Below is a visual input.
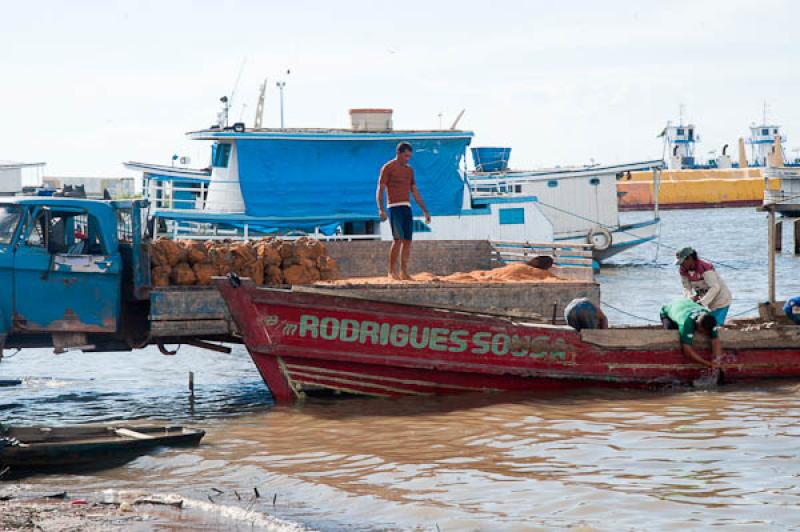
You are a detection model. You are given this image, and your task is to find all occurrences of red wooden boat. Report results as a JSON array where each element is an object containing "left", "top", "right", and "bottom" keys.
[{"left": 216, "top": 278, "right": 800, "bottom": 403}]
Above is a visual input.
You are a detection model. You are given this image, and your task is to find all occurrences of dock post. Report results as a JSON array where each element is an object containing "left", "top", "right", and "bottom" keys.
[
  {"left": 775, "top": 220, "right": 783, "bottom": 252},
  {"left": 188, "top": 371, "right": 195, "bottom": 399},
  {"left": 768, "top": 209, "right": 776, "bottom": 304},
  {"left": 794, "top": 219, "right": 800, "bottom": 255}
]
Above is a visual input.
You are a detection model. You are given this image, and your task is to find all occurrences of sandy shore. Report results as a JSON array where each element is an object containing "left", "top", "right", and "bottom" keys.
[
  {"left": 0, "top": 486, "right": 309, "bottom": 531},
  {"left": 0, "top": 497, "right": 173, "bottom": 531}
]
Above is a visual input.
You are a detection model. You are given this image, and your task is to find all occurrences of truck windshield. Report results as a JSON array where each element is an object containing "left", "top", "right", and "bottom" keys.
[{"left": 0, "top": 206, "right": 21, "bottom": 244}]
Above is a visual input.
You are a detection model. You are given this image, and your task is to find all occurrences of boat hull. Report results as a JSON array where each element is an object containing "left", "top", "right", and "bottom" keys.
[
  {"left": 0, "top": 425, "right": 205, "bottom": 475},
  {"left": 216, "top": 279, "right": 800, "bottom": 403},
  {"left": 618, "top": 168, "right": 779, "bottom": 210}
]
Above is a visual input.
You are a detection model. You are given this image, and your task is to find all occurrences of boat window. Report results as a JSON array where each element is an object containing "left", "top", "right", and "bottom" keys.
[
  {"left": 499, "top": 208, "right": 525, "bottom": 225},
  {"left": 212, "top": 143, "right": 232, "bottom": 168},
  {"left": 547, "top": 180, "right": 558, "bottom": 188},
  {"left": 762, "top": 128, "right": 769, "bottom": 136},
  {"left": 589, "top": 178, "right": 600, "bottom": 186},
  {"left": 677, "top": 128, "right": 684, "bottom": 136},
  {"left": 0, "top": 205, "right": 21, "bottom": 245}
]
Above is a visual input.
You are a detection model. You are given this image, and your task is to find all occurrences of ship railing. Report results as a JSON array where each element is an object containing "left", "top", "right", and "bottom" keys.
[
  {"left": 153, "top": 217, "right": 380, "bottom": 242},
  {"left": 490, "top": 240, "right": 595, "bottom": 282},
  {"left": 470, "top": 181, "right": 521, "bottom": 197},
  {"left": 143, "top": 179, "right": 209, "bottom": 211},
  {"left": 763, "top": 167, "right": 800, "bottom": 207}
]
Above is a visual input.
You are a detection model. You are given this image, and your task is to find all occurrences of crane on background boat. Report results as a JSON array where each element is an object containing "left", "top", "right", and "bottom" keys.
[{"left": 254, "top": 78, "right": 267, "bottom": 129}]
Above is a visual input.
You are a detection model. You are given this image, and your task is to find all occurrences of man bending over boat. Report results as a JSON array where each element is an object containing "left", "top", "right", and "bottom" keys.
[
  {"left": 564, "top": 298, "right": 608, "bottom": 331},
  {"left": 660, "top": 298, "right": 722, "bottom": 369},
  {"left": 675, "top": 246, "right": 732, "bottom": 325},
  {"left": 377, "top": 142, "right": 431, "bottom": 281}
]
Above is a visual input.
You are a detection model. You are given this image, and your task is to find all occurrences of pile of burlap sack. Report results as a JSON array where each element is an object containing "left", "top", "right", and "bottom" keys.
[{"left": 149, "top": 236, "right": 339, "bottom": 287}]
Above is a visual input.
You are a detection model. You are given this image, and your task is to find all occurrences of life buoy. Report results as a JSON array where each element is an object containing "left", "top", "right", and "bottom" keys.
[{"left": 587, "top": 226, "right": 612, "bottom": 251}]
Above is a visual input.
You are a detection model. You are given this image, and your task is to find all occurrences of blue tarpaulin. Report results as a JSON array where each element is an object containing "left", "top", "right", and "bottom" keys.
[
  {"left": 152, "top": 209, "right": 368, "bottom": 236},
  {"left": 236, "top": 135, "right": 471, "bottom": 219}
]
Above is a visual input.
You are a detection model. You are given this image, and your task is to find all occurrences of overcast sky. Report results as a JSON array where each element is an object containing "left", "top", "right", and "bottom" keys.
[{"left": 2, "top": 0, "right": 799, "bottom": 176}]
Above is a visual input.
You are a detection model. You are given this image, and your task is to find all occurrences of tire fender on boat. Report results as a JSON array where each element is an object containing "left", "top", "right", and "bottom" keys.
[{"left": 587, "top": 226, "right": 612, "bottom": 251}]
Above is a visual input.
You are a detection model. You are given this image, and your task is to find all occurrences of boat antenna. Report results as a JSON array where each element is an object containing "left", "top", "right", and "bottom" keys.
[
  {"left": 215, "top": 57, "right": 247, "bottom": 128},
  {"left": 218, "top": 96, "right": 230, "bottom": 128},
  {"left": 228, "top": 57, "right": 248, "bottom": 117},
  {"left": 276, "top": 69, "right": 291, "bottom": 128},
  {"left": 254, "top": 78, "right": 268, "bottom": 129},
  {"left": 450, "top": 108, "right": 466, "bottom": 130}
]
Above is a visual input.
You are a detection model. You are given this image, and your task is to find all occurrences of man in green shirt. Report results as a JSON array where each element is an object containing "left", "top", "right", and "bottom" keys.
[{"left": 660, "top": 298, "right": 721, "bottom": 368}]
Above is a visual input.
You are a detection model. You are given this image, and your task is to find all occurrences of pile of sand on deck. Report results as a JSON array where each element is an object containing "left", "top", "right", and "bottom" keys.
[{"left": 320, "top": 262, "right": 564, "bottom": 286}]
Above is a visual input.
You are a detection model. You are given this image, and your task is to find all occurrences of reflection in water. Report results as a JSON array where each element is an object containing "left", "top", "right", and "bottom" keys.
[{"left": 4, "top": 208, "right": 800, "bottom": 529}]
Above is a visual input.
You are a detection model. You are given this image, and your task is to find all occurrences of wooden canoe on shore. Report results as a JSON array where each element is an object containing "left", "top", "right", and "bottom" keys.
[
  {"left": 216, "top": 278, "right": 800, "bottom": 403},
  {"left": 0, "top": 425, "right": 205, "bottom": 475}
]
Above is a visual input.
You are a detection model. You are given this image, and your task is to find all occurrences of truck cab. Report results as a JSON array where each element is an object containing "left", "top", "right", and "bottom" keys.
[{"left": 0, "top": 197, "right": 151, "bottom": 352}]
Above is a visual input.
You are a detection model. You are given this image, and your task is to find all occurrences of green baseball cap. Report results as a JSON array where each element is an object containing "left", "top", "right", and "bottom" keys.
[{"left": 675, "top": 246, "right": 695, "bottom": 264}]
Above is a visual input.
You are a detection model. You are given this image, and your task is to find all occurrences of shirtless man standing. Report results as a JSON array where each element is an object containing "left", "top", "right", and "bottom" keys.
[{"left": 376, "top": 142, "right": 431, "bottom": 280}]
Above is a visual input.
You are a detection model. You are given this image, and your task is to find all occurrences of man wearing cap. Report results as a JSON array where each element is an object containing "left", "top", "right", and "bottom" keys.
[{"left": 675, "top": 247, "right": 732, "bottom": 325}]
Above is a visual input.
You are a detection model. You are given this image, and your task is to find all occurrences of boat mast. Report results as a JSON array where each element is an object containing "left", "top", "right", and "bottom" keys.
[
  {"left": 276, "top": 70, "right": 290, "bottom": 128},
  {"left": 254, "top": 78, "right": 267, "bottom": 129}
]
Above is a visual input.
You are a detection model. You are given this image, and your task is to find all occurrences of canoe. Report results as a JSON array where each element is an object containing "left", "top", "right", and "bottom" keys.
[
  {"left": 216, "top": 278, "right": 800, "bottom": 403},
  {"left": 0, "top": 425, "right": 205, "bottom": 475}
]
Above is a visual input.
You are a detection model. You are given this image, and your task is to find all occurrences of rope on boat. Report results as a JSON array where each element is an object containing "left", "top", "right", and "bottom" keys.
[
  {"left": 602, "top": 302, "right": 762, "bottom": 325},
  {"left": 600, "top": 302, "right": 660, "bottom": 324},
  {"left": 729, "top": 306, "right": 760, "bottom": 318}
]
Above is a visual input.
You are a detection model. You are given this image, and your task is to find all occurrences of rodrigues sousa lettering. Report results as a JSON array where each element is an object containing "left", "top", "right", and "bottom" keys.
[{"left": 293, "top": 314, "right": 568, "bottom": 360}]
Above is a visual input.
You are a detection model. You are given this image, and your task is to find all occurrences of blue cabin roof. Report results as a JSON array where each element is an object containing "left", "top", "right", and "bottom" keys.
[{"left": 187, "top": 128, "right": 475, "bottom": 221}]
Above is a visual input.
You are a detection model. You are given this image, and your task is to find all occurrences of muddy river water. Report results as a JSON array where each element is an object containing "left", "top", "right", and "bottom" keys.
[{"left": 3, "top": 207, "right": 800, "bottom": 530}]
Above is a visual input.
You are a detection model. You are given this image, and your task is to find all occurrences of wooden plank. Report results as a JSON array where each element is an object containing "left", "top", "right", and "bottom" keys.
[
  {"left": 292, "top": 286, "right": 548, "bottom": 321},
  {"left": 115, "top": 428, "right": 155, "bottom": 440},
  {"left": 493, "top": 251, "right": 592, "bottom": 264},
  {"left": 491, "top": 240, "right": 594, "bottom": 248},
  {"left": 492, "top": 245, "right": 593, "bottom": 256},
  {"left": 581, "top": 329, "right": 678, "bottom": 349},
  {"left": 149, "top": 319, "right": 232, "bottom": 337},
  {"left": 149, "top": 287, "right": 229, "bottom": 321},
  {"left": 582, "top": 325, "right": 800, "bottom": 350}
]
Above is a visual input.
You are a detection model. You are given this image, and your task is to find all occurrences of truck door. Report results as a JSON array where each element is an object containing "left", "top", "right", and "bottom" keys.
[
  {"left": 0, "top": 205, "right": 23, "bottom": 337},
  {"left": 13, "top": 207, "right": 122, "bottom": 333}
]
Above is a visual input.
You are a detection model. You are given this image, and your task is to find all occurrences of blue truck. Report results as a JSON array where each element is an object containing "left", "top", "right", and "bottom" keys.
[{"left": 0, "top": 197, "right": 235, "bottom": 355}]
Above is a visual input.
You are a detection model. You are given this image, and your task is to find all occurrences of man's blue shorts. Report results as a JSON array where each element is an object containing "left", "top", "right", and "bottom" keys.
[
  {"left": 389, "top": 205, "right": 413, "bottom": 241},
  {"left": 711, "top": 306, "right": 729, "bottom": 326}
]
